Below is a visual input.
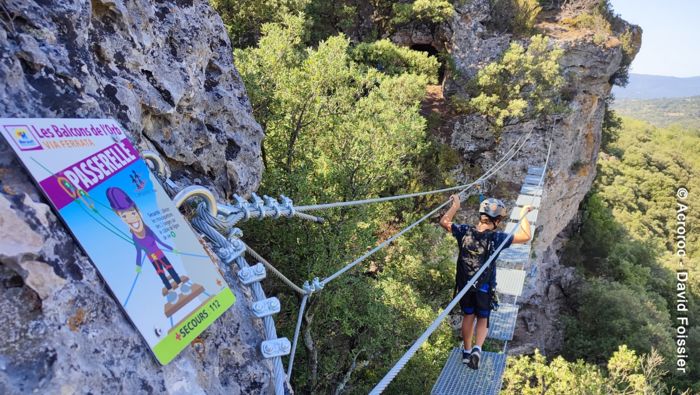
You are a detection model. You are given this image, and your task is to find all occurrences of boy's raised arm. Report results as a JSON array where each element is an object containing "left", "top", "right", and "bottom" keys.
[
  {"left": 440, "top": 194, "right": 461, "bottom": 232},
  {"left": 512, "top": 205, "right": 533, "bottom": 244}
]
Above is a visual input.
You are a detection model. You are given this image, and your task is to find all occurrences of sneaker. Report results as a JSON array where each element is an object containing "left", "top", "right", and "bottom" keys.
[
  {"left": 467, "top": 347, "right": 481, "bottom": 370},
  {"left": 462, "top": 349, "right": 471, "bottom": 364}
]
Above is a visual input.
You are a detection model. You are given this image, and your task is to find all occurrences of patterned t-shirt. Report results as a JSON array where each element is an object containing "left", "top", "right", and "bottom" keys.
[{"left": 451, "top": 223, "right": 513, "bottom": 291}]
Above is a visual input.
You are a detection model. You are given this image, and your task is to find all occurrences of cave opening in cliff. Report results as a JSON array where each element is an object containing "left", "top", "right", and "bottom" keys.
[{"left": 410, "top": 44, "right": 445, "bottom": 84}]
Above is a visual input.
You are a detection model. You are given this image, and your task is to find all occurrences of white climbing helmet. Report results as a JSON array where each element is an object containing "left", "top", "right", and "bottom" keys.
[{"left": 479, "top": 198, "right": 507, "bottom": 219}]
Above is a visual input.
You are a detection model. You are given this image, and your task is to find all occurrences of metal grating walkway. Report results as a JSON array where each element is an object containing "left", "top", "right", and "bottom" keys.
[
  {"left": 496, "top": 268, "right": 526, "bottom": 296},
  {"left": 524, "top": 175, "right": 541, "bottom": 185},
  {"left": 497, "top": 244, "right": 530, "bottom": 268},
  {"left": 487, "top": 303, "right": 518, "bottom": 341},
  {"left": 431, "top": 349, "right": 507, "bottom": 395},
  {"left": 527, "top": 166, "right": 544, "bottom": 177},
  {"left": 516, "top": 195, "right": 541, "bottom": 207},
  {"left": 509, "top": 208, "right": 538, "bottom": 224},
  {"left": 520, "top": 184, "right": 543, "bottom": 196}
]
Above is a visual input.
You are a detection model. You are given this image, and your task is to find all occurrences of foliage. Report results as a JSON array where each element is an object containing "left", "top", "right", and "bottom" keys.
[
  {"left": 488, "top": 0, "right": 542, "bottom": 35},
  {"left": 561, "top": 11, "right": 612, "bottom": 35},
  {"left": 612, "top": 96, "right": 700, "bottom": 130},
  {"left": 213, "top": 0, "right": 455, "bottom": 47},
  {"left": 468, "top": 35, "right": 564, "bottom": 132},
  {"left": 234, "top": 14, "right": 462, "bottom": 394},
  {"left": 562, "top": 277, "right": 674, "bottom": 365},
  {"left": 562, "top": 115, "right": 700, "bottom": 391},
  {"left": 558, "top": 0, "right": 613, "bottom": 47},
  {"left": 612, "top": 27, "right": 637, "bottom": 86},
  {"left": 602, "top": 96, "right": 622, "bottom": 150},
  {"left": 391, "top": 0, "right": 455, "bottom": 26},
  {"left": 305, "top": 0, "right": 453, "bottom": 44},
  {"left": 502, "top": 346, "right": 668, "bottom": 394},
  {"left": 210, "top": 0, "right": 308, "bottom": 48},
  {"left": 303, "top": 0, "right": 362, "bottom": 44},
  {"left": 350, "top": 39, "right": 441, "bottom": 84}
]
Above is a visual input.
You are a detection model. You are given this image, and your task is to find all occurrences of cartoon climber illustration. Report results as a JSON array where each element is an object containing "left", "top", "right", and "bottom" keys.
[{"left": 106, "top": 187, "right": 190, "bottom": 303}]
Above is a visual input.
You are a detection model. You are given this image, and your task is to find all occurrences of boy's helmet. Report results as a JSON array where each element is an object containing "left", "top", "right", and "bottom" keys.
[{"left": 479, "top": 198, "right": 506, "bottom": 219}]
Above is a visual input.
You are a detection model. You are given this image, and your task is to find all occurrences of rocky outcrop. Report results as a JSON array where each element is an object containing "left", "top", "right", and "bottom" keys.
[
  {"left": 0, "top": 0, "right": 263, "bottom": 196},
  {"left": 0, "top": 0, "right": 273, "bottom": 393},
  {"left": 433, "top": 0, "right": 641, "bottom": 355}
]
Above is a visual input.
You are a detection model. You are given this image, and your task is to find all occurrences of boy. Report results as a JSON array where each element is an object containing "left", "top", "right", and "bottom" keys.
[{"left": 439, "top": 194, "right": 533, "bottom": 369}]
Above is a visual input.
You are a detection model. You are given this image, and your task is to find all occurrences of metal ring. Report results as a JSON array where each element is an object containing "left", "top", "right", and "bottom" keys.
[
  {"left": 173, "top": 185, "right": 218, "bottom": 217},
  {"left": 141, "top": 150, "right": 171, "bottom": 179}
]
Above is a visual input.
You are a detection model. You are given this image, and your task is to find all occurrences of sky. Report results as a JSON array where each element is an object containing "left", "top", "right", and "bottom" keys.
[{"left": 610, "top": 0, "right": 700, "bottom": 78}]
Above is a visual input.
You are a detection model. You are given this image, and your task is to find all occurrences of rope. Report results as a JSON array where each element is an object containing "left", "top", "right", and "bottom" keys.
[
  {"left": 244, "top": 243, "right": 306, "bottom": 295},
  {"left": 319, "top": 127, "right": 535, "bottom": 288},
  {"left": 294, "top": 128, "right": 534, "bottom": 213},
  {"left": 320, "top": 195, "right": 468, "bottom": 286},
  {"left": 191, "top": 208, "right": 287, "bottom": 394},
  {"left": 369, "top": 211, "right": 532, "bottom": 394},
  {"left": 123, "top": 272, "right": 141, "bottom": 307},
  {"left": 287, "top": 294, "right": 309, "bottom": 380}
]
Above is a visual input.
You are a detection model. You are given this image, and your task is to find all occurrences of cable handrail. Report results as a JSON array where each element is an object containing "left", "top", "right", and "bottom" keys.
[
  {"left": 294, "top": 128, "right": 535, "bottom": 213},
  {"left": 318, "top": 127, "right": 535, "bottom": 288}
]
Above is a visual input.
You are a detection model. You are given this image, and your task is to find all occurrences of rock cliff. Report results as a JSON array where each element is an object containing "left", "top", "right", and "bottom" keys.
[{"left": 0, "top": 0, "right": 272, "bottom": 393}]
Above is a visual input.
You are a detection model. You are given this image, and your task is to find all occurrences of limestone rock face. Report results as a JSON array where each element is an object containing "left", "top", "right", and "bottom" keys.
[
  {"left": 438, "top": 0, "right": 641, "bottom": 355},
  {"left": 0, "top": 0, "right": 273, "bottom": 393},
  {"left": 0, "top": 0, "right": 263, "bottom": 196}
]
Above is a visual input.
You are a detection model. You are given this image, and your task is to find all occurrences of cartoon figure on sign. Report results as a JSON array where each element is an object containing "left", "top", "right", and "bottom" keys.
[{"left": 106, "top": 187, "right": 204, "bottom": 317}]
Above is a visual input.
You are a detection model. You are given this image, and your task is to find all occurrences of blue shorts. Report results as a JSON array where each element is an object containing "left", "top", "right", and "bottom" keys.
[{"left": 460, "top": 283, "right": 491, "bottom": 318}]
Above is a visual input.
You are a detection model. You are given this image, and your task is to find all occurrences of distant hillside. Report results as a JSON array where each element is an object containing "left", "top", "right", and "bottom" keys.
[
  {"left": 612, "top": 96, "right": 700, "bottom": 129},
  {"left": 612, "top": 74, "right": 700, "bottom": 99}
]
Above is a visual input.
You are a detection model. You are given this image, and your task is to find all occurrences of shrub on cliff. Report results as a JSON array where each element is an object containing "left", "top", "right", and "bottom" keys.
[
  {"left": 488, "top": 0, "right": 541, "bottom": 36},
  {"left": 391, "top": 0, "right": 455, "bottom": 26},
  {"left": 467, "top": 35, "right": 565, "bottom": 133}
]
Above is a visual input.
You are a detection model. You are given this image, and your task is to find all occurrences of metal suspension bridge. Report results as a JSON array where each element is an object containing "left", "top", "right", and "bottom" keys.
[{"left": 151, "top": 125, "right": 552, "bottom": 395}]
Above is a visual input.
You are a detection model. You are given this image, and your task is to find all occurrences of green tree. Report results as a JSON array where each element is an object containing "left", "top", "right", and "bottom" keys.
[
  {"left": 210, "top": 0, "right": 308, "bottom": 48},
  {"left": 304, "top": 0, "right": 454, "bottom": 43},
  {"left": 502, "top": 346, "right": 668, "bottom": 394},
  {"left": 562, "top": 278, "right": 674, "bottom": 366},
  {"left": 562, "top": 115, "right": 700, "bottom": 391},
  {"left": 468, "top": 35, "right": 565, "bottom": 132},
  {"left": 235, "top": 14, "right": 459, "bottom": 393},
  {"left": 392, "top": 0, "right": 455, "bottom": 26},
  {"left": 602, "top": 96, "right": 622, "bottom": 151},
  {"left": 350, "top": 39, "right": 440, "bottom": 83}
]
